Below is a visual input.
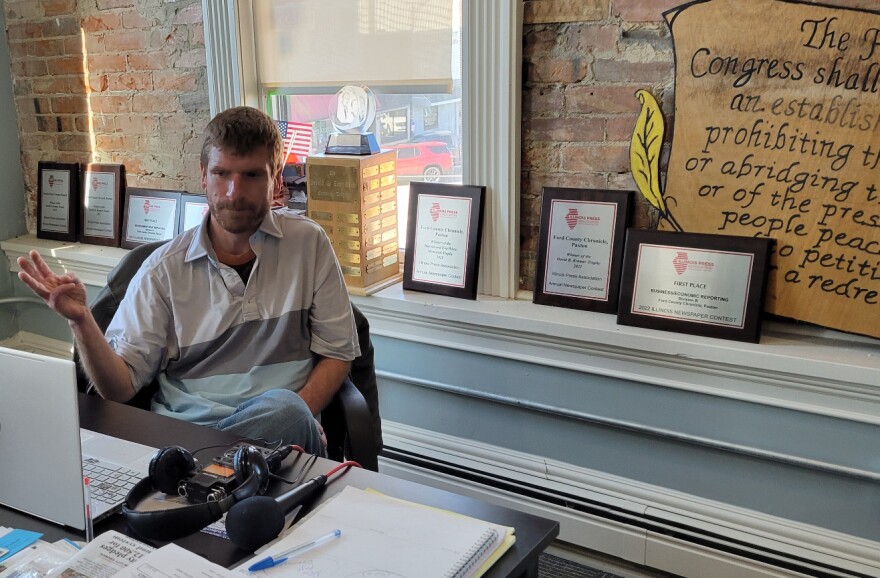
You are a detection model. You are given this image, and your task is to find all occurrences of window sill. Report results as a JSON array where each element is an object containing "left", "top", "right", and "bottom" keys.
[
  {"left": 350, "top": 283, "right": 880, "bottom": 425},
  {"left": 5, "top": 233, "right": 878, "bottom": 422}
]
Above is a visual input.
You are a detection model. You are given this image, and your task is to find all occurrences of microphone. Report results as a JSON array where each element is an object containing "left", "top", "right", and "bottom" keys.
[{"left": 225, "top": 474, "right": 328, "bottom": 551}]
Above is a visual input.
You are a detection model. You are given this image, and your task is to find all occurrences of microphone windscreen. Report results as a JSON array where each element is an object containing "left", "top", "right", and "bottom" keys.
[{"left": 225, "top": 495, "right": 284, "bottom": 551}]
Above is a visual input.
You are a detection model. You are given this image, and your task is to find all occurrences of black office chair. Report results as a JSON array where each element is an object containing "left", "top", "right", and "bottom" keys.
[{"left": 75, "top": 240, "right": 382, "bottom": 470}]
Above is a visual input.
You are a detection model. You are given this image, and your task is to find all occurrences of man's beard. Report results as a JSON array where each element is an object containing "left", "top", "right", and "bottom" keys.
[{"left": 209, "top": 199, "right": 268, "bottom": 234}]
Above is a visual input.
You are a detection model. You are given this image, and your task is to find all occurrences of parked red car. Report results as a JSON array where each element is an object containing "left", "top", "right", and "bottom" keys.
[{"left": 388, "top": 141, "right": 454, "bottom": 182}]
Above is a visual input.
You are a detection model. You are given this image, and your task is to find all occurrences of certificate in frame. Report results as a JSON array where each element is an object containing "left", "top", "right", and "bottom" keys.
[
  {"left": 178, "top": 194, "right": 210, "bottom": 233},
  {"left": 403, "top": 182, "right": 485, "bottom": 300},
  {"left": 80, "top": 163, "right": 125, "bottom": 247},
  {"left": 121, "top": 188, "right": 183, "bottom": 249},
  {"left": 617, "top": 229, "right": 773, "bottom": 343},
  {"left": 533, "top": 188, "right": 632, "bottom": 313},
  {"left": 36, "top": 161, "right": 80, "bottom": 242}
]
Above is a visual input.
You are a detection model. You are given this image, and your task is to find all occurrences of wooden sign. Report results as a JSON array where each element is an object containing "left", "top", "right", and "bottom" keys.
[{"left": 663, "top": 0, "right": 880, "bottom": 338}]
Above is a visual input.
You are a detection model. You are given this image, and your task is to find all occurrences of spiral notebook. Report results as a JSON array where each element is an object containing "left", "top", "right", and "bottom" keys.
[{"left": 235, "top": 485, "right": 515, "bottom": 578}]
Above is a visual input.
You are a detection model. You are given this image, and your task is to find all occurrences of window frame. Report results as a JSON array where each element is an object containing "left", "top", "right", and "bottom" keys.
[{"left": 202, "top": 0, "right": 522, "bottom": 298}]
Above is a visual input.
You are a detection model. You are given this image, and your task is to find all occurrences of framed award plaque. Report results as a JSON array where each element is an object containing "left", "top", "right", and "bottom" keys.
[
  {"left": 121, "top": 188, "right": 183, "bottom": 249},
  {"left": 617, "top": 229, "right": 773, "bottom": 343},
  {"left": 178, "top": 194, "right": 210, "bottom": 233},
  {"left": 37, "top": 161, "right": 80, "bottom": 242},
  {"left": 403, "top": 182, "right": 485, "bottom": 300},
  {"left": 80, "top": 163, "right": 125, "bottom": 246},
  {"left": 533, "top": 188, "right": 633, "bottom": 313}
]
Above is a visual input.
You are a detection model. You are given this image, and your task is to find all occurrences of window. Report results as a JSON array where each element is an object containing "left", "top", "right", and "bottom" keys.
[{"left": 204, "top": 0, "right": 521, "bottom": 297}]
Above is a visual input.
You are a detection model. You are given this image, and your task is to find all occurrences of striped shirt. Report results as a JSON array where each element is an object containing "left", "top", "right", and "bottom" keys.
[{"left": 105, "top": 209, "right": 360, "bottom": 425}]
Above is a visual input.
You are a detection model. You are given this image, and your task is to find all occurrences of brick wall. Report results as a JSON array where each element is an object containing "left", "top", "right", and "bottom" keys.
[{"left": 4, "top": 0, "right": 208, "bottom": 233}]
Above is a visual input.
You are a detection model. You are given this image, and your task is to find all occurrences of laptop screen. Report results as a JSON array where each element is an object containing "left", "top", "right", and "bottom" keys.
[{"left": 0, "top": 346, "right": 88, "bottom": 529}]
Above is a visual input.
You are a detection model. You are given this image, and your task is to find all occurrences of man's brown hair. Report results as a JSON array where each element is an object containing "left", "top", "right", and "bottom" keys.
[{"left": 200, "top": 106, "right": 284, "bottom": 177}]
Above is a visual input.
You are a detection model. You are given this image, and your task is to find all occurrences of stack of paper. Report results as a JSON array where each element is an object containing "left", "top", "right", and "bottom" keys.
[{"left": 236, "top": 486, "right": 516, "bottom": 578}]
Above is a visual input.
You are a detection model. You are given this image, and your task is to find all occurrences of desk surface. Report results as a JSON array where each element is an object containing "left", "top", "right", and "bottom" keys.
[{"left": 1, "top": 394, "right": 559, "bottom": 577}]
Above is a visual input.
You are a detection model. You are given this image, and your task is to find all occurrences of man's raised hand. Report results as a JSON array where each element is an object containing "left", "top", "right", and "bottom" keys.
[{"left": 17, "top": 250, "right": 89, "bottom": 323}]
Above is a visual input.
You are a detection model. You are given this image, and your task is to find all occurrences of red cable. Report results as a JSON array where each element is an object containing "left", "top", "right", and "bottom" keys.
[{"left": 325, "top": 460, "right": 361, "bottom": 479}]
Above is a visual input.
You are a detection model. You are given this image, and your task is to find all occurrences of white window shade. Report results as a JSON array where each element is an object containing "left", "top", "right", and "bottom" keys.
[{"left": 252, "top": 0, "right": 454, "bottom": 93}]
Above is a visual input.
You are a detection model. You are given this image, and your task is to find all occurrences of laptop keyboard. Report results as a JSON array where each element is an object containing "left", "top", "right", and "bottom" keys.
[{"left": 82, "top": 457, "right": 142, "bottom": 505}]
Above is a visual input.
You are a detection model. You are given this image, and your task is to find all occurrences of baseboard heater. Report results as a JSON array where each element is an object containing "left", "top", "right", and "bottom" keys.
[{"left": 381, "top": 446, "right": 869, "bottom": 578}]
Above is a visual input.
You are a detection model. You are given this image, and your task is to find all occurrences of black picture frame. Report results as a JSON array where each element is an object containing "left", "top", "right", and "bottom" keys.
[
  {"left": 178, "top": 194, "right": 210, "bottom": 233},
  {"left": 533, "top": 188, "right": 633, "bottom": 313},
  {"left": 121, "top": 188, "right": 183, "bottom": 249},
  {"left": 36, "top": 161, "right": 80, "bottom": 242},
  {"left": 403, "top": 182, "right": 485, "bottom": 300},
  {"left": 617, "top": 229, "right": 773, "bottom": 343},
  {"left": 80, "top": 163, "right": 125, "bottom": 247}
]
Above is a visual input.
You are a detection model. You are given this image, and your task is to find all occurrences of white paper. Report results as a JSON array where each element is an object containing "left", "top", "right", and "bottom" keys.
[
  {"left": 112, "top": 544, "right": 235, "bottom": 578},
  {"left": 542, "top": 199, "right": 617, "bottom": 300},
  {"left": 46, "top": 530, "right": 153, "bottom": 578},
  {"left": 39, "top": 169, "right": 72, "bottom": 233},
  {"left": 411, "top": 194, "right": 472, "bottom": 287},
  {"left": 234, "top": 486, "right": 511, "bottom": 578},
  {"left": 83, "top": 171, "right": 117, "bottom": 238},
  {"left": 124, "top": 195, "right": 178, "bottom": 243}
]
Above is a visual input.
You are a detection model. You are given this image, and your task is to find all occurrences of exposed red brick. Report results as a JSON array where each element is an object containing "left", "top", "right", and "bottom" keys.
[
  {"left": 606, "top": 114, "right": 640, "bottom": 142},
  {"left": 122, "top": 11, "right": 151, "bottom": 29},
  {"left": 81, "top": 14, "right": 122, "bottom": 33},
  {"left": 527, "top": 57, "right": 589, "bottom": 84},
  {"left": 132, "top": 94, "right": 178, "bottom": 113},
  {"left": 592, "top": 59, "right": 673, "bottom": 83},
  {"left": 524, "top": 0, "right": 606, "bottom": 24},
  {"left": 114, "top": 114, "right": 159, "bottom": 134},
  {"left": 564, "top": 24, "right": 619, "bottom": 53},
  {"left": 128, "top": 52, "right": 169, "bottom": 71},
  {"left": 103, "top": 30, "right": 149, "bottom": 52},
  {"left": 40, "top": 16, "right": 79, "bottom": 38},
  {"left": 523, "top": 27, "right": 560, "bottom": 59},
  {"left": 526, "top": 117, "right": 605, "bottom": 143},
  {"left": 24, "top": 38, "right": 64, "bottom": 58},
  {"left": 153, "top": 70, "right": 198, "bottom": 92},
  {"left": 51, "top": 95, "right": 88, "bottom": 114},
  {"left": 174, "top": 3, "right": 202, "bottom": 25},
  {"left": 561, "top": 144, "right": 630, "bottom": 173},
  {"left": 42, "top": 0, "right": 77, "bottom": 17},
  {"left": 90, "top": 95, "right": 131, "bottom": 114},
  {"left": 57, "top": 133, "right": 91, "bottom": 152},
  {"left": 106, "top": 72, "right": 153, "bottom": 91},
  {"left": 14, "top": 59, "right": 48, "bottom": 77},
  {"left": 46, "top": 55, "right": 83, "bottom": 75},
  {"left": 612, "top": 0, "right": 681, "bottom": 22},
  {"left": 523, "top": 86, "right": 564, "bottom": 115},
  {"left": 566, "top": 85, "right": 645, "bottom": 114},
  {"left": 86, "top": 54, "right": 127, "bottom": 73},
  {"left": 174, "top": 49, "right": 206, "bottom": 68}
]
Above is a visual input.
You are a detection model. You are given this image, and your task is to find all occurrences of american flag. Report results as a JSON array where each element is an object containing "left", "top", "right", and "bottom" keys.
[{"left": 275, "top": 119, "right": 313, "bottom": 164}]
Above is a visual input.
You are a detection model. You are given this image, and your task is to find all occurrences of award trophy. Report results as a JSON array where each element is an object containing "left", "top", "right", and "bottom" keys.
[{"left": 324, "top": 85, "right": 380, "bottom": 155}]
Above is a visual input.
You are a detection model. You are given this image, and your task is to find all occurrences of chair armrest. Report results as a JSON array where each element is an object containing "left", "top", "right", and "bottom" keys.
[{"left": 322, "top": 377, "right": 379, "bottom": 471}]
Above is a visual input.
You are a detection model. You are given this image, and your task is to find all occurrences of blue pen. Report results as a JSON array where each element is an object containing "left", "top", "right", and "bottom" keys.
[{"left": 248, "top": 529, "right": 342, "bottom": 572}]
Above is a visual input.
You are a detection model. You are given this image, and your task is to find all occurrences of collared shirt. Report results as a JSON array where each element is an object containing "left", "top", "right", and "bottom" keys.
[{"left": 105, "top": 209, "right": 360, "bottom": 425}]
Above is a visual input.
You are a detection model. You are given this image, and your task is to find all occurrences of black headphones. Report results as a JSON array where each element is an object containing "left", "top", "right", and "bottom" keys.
[{"left": 121, "top": 445, "right": 271, "bottom": 542}]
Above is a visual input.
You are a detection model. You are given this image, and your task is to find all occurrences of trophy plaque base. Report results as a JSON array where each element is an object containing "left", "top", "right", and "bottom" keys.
[{"left": 325, "top": 133, "right": 380, "bottom": 155}]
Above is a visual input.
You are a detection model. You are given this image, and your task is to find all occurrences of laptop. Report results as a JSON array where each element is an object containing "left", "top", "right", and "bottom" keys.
[{"left": 0, "top": 346, "right": 157, "bottom": 530}]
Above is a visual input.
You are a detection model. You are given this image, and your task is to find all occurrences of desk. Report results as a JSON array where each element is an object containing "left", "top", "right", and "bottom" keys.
[{"left": 1, "top": 394, "right": 559, "bottom": 577}]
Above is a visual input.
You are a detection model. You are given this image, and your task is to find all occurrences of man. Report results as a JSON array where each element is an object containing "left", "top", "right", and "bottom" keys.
[{"left": 17, "top": 107, "right": 359, "bottom": 455}]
